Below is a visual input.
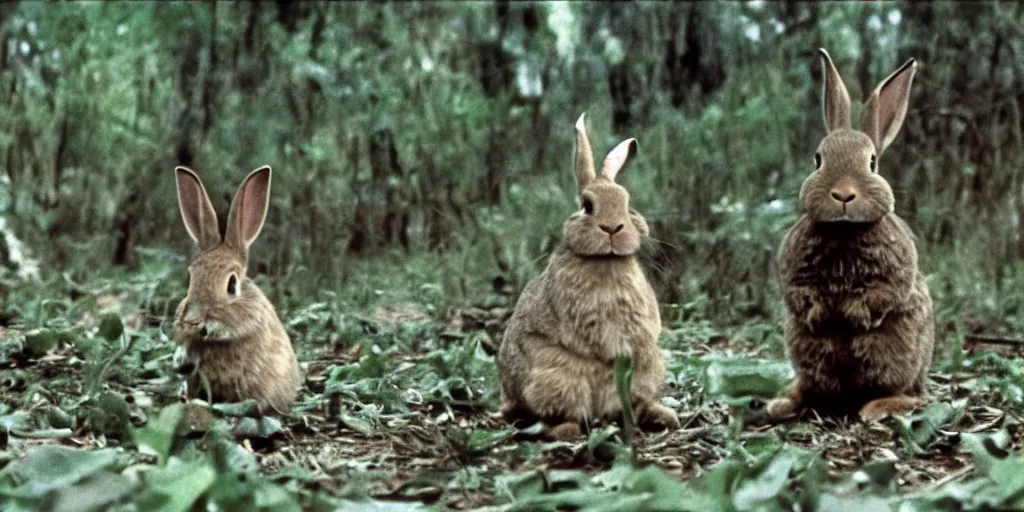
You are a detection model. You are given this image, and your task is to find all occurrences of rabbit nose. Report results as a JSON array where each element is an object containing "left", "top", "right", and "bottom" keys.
[
  {"left": 830, "top": 188, "right": 856, "bottom": 203},
  {"left": 183, "top": 301, "right": 202, "bottom": 324},
  {"left": 599, "top": 224, "right": 624, "bottom": 235}
]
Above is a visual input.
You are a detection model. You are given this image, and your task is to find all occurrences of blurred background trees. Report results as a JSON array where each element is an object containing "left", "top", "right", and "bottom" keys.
[{"left": 1, "top": 1, "right": 1022, "bottom": 324}]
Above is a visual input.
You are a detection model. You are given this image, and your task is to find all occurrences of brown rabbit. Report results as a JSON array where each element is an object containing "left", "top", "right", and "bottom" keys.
[
  {"left": 766, "top": 50, "right": 934, "bottom": 423},
  {"left": 497, "top": 114, "right": 680, "bottom": 440},
  {"left": 173, "top": 166, "right": 301, "bottom": 415}
]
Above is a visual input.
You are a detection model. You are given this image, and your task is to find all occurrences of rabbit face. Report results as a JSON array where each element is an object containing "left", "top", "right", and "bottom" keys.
[
  {"left": 566, "top": 114, "right": 648, "bottom": 258},
  {"left": 176, "top": 247, "right": 249, "bottom": 343},
  {"left": 799, "top": 130, "right": 895, "bottom": 223},
  {"left": 564, "top": 178, "right": 645, "bottom": 256},
  {"left": 797, "top": 49, "right": 916, "bottom": 225}
]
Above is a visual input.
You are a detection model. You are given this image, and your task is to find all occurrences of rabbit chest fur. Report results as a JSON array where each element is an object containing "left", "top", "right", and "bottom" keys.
[{"left": 779, "top": 215, "right": 934, "bottom": 408}]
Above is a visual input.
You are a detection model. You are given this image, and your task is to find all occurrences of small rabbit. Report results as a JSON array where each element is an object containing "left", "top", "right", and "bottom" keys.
[
  {"left": 173, "top": 166, "right": 301, "bottom": 415},
  {"left": 766, "top": 50, "right": 934, "bottom": 423},
  {"left": 497, "top": 114, "right": 679, "bottom": 439}
]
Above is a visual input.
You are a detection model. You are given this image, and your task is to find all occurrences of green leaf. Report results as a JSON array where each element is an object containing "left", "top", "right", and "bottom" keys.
[
  {"left": 0, "top": 446, "right": 120, "bottom": 495},
  {"left": 959, "top": 430, "right": 1011, "bottom": 476},
  {"left": 705, "top": 359, "right": 794, "bottom": 398},
  {"left": 45, "top": 406, "right": 73, "bottom": 429},
  {"left": 23, "top": 328, "right": 61, "bottom": 358},
  {"left": 134, "top": 457, "right": 217, "bottom": 512},
  {"left": 212, "top": 400, "right": 261, "bottom": 418},
  {"left": 614, "top": 357, "right": 636, "bottom": 444},
  {"left": 987, "top": 457, "right": 1024, "bottom": 505},
  {"left": 467, "top": 427, "right": 514, "bottom": 454},
  {"left": 37, "top": 471, "right": 136, "bottom": 512},
  {"left": 132, "top": 403, "right": 187, "bottom": 465},
  {"left": 96, "top": 314, "right": 124, "bottom": 341},
  {"left": 731, "top": 450, "right": 797, "bottom": 509},
  {"left": 339, "top": 412, "right": 375, "bottom": 436},
  {"left": 897, "top": 401, "right": 957, "bottom": 454}
]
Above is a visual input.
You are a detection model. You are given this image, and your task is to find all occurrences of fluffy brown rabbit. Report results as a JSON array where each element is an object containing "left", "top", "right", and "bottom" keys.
[
  {"left": 497, "top": 114, "right": 680, "bottom": 439},
  {"left": 766, "top": 50, "right": 934, "bottom": 423},
  {"left": 173, "top": 166, "right": 301, "bottom": 415}
]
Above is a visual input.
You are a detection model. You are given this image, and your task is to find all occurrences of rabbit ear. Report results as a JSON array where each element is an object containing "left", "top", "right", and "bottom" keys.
[
  {"left": 574, "top": 113, "right": 596, "bottom": 198},
  {"left": 601, "top": 138, "right": 638, "bottom": 182},
  {"left": 861, "top": 57, "right": 917, "bottom": 155},
  {"left": 819, "top": 49, "right": 852, "bottom": 133},
  {"left": 224, "top": 166, "right": 272, "bottom": 252},
  {"left": 175, "top": 166, "right": 222, "bottom": 250}
]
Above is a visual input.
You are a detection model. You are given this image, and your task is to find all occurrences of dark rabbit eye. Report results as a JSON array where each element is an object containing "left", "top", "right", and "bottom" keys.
[
  {"left": 870, "top": 154, "right": 877, "bottom": 173},
  {"left": 814, "top": 152, "right": 822, "bottom": 170},
  {"left": 582, "top": 198, "right": 594, "bottom": 215},
  {"left": 227, "top": 274, "right": 238, "bottom": 296}
]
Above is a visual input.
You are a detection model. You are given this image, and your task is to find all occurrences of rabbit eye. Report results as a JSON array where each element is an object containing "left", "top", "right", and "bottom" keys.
[
  {"left": 582, "top": 198, "right": 594, "bottom": 215},
  {"left": 870, "top": 154, "right": 877, "bottom": 173},
  {"left": 227, "top": 275, "right": 239, "bottom": 297},
  {"left": 814, "top": 152, "right": 822, "bottom": 170}
]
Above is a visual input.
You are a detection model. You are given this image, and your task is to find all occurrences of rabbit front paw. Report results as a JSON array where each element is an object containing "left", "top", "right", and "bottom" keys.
[
  {"left": 805, "top": 303, "right": 828, "bottom": 332},
  {"left": 766, "top": 398, "right": 798, "bottom": 420},
  {"left": 843, "top": 299, "right": 883, "bottom": 330},
  {"left": 839, "top": 299, "right": 872, "bottom": 329}
]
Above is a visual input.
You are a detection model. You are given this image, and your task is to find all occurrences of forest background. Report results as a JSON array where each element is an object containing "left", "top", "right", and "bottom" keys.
[{"left": 2, "top": 2, "right": 1024, "bottom": 510}]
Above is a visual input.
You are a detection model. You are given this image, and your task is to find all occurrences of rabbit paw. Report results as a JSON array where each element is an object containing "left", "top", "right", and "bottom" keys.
[
  {"left": 766, "top": 398, "right": 798, "bottom": 420},
  {"left": 637, "top": 402, "right": 680, "bottom": 431},
  {"left": 860, "top": 396, "right": 924, "bottom": 423},
  {"left": 805, "top": 303, "right": 828, "bottom": 332},
  {"left": 842, "top": 299, "right": 876, "bottom": 330},
  {"left": 550, "top": 421, "right": 583, "bottom": 440}
]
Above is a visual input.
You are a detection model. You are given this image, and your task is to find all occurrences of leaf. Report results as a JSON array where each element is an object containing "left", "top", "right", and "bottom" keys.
[
  {"left": 132, "top": 403, "right": 187, "bottom": 465},
  {"left": 134, "top": 457, "right": 217, "bottom": 512},
  {"left": 467, "top": 427, "right": 514, "bottom": 454},
  {"left": 987, "top": 457, "right": 1024, "bottom": 505},
  {"left": 212, "top": 400, "right": 261, "bottom": 418},
  {"left": 816, "top": 493, "right": 893, "bottom": 512},
  {"left": 45, "top": 406, "right": 73, "bottom": 429},
  {"left": 22, "top": 328, "right": 60, "bottom": 358},
  {"left": 96, "top": 314, "right": 124, "bottom": 341},
  {"left": 614, "top": 358, "right": 637, "bottom": 444},
  {"left": 897, "top": 401, "right": 957, "bottom": 454},
  {"left": 0, "top": 446, "right": 120, "bottom": 496},
  {"left": 87, "top": 391, "right": 131, "bottom": 440},
  {"left": 959, "top": 430, "right": 1011, "bottom": 475},
  {"left": 37, "top": 470, "right": 137, "bottom": 512},
  {"left": 731, "top": 450, "right": 797, "bottom": 510},
  {"left": 339, "top": 413, "right": 375, "bottom": 436},
  {"left": 705, "top": 359, "right": 794, "bottom": 398}
]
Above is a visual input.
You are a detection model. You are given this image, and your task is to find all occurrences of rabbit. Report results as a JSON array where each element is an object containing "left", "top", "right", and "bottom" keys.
[
  {"left": 497, "top": 114, "right": 680, "bottom": 440},
  {"left": 766, "top": 49, "right": 934, "bottom": 423},
  {"left": 172, "top": 165, "right": 301, "bottom": 415}
]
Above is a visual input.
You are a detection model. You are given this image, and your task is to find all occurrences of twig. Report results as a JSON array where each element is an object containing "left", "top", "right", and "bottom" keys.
[
  {"left": 925, "top": 465, "right": 974, "bottom": 492},
  {"left": 10, "top": 428, "right": 74, "bottom": 439},
  {"left": 964, "top": 334, "right": 1024, "bottom": 347}
]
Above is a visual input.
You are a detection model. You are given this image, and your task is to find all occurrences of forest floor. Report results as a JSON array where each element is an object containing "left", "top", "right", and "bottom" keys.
[{"left": 2, "top": 260, "right": 1024, "bottom": 511}]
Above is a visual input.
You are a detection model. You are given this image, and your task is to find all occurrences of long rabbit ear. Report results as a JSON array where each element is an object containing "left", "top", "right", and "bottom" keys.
[
  {"left": 819, "top": 48, "right": 852, "bottom": 132},
  {"left": 175, "top": 166, "right": 222, "bottom": 250},
  {"left": 601, "top": 138, "right": 638, "bottom": 182},
  {"left": 224, "top": 166, "right": 272, "bottom": 252},
  {"left": 861, "top": 57, "right": 917, "bottom": 155},
  {"left": 574, "top": 113, "right": 596, "bottom": 198}
]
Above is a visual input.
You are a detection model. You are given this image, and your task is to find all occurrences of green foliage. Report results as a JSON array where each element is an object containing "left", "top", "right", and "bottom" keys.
[{"left": 3, "top": 2, "right": 1024, "bottom": 510}]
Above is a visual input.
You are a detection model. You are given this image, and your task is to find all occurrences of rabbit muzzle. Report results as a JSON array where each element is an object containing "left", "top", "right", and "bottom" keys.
[{"left": 175, "top": 299, "right": 233, "bottom": 343}]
